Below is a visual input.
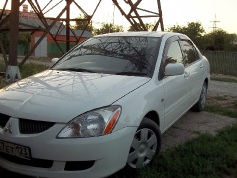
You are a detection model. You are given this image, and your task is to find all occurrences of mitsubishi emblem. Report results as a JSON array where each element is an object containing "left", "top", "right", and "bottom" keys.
[{"left": 3, "top": 122, "right": 12, "bottom": 133}]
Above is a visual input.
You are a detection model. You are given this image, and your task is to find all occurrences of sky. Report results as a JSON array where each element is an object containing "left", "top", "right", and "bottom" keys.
[{"left": 0, "top": 0, "right": 237, "bottom": 34}]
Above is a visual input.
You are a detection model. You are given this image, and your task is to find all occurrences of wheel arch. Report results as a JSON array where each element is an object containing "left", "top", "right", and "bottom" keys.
[
  {"left": 204, "top": 77, "right": 209, "bottom": 88},
  {"left": 144, "top": 110, "right": 160, "bottom": 127}
]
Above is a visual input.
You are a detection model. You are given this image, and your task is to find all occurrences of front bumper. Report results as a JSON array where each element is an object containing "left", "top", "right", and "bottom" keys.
[{"left": 0, "top": 119, "right": 137, "bottom": 178}]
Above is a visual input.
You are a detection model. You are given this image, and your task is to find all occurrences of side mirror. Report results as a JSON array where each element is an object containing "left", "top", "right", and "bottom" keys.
[
  {"left": 165, "top": 63, "right": 184, "bottom": 76},
  {"left": 51, "top": 58, "right": 59, "bottom": 65}
]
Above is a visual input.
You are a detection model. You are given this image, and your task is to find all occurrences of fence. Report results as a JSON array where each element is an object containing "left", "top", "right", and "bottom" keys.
[{"left": 202, "top": 51, "right": 237, "bottom": 76}]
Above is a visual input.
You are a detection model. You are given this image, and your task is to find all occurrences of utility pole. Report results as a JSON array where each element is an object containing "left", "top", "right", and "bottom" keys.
[
  {"left": 6, "top": 0, "right": 21, "bottom": 82},
  {"left": 112, "top": 3, "right": 115, "bottom": 26},
  {"left": 210, "top": 14, "right": 220, "bottom": 32},
  {"left": 66, "top": 0, "right": 70, "bottom": 51}
]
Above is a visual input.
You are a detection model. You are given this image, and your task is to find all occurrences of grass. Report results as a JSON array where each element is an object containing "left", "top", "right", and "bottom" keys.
[
  {"left": 212, "top": 95, "right": 228, "bottom": 101},
  {"left": 0, "top": 61, "right": 48, "bottom": 88},
  {"left": 205, "top": 104, "right": 237, "bottom": 119},
  {"left": 211, "top": 77, "right": 237, "bottom": 83},
  {"left": 111, "top": 124, "right": 237, "bottom": 178},
  {"left": 0, "top": 80, "right": 6, "bottom": 89},
  {"left": 206, "top": 94, "right": 237, "bottom": 119},
  {"left": 139, "top": 124, "right": 237, "bottom": 178},
  {"left": 19, "top": 62, "right": 48, "bottom": 78},
  {"left": 234, "top": 101, "right": 237, "bottom": 108},
  {"left": 211, "top": 74, "right": 237, "bottom": 83}
]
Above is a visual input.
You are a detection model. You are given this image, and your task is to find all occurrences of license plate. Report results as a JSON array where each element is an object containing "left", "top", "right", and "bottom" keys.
[{"left": 0, "top": 140, "right": 31, "bottom": 160}]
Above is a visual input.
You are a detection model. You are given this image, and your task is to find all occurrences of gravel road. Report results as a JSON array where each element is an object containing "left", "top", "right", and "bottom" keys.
[{"left": 208, "top": 80, "right": 237, "bottom": 97}]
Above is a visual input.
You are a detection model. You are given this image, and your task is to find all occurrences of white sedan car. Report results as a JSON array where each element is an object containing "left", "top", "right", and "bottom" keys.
[{"left": 0, "top": 32, "right": 210, "bottom": 178}]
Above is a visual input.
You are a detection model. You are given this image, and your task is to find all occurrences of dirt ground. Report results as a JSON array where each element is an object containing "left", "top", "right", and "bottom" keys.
[
  {"left": 208, "top": 78, "right": 237, "bottom": 98},
  {"left": 161, "top": 111, "right": 236, "bottom": 152}
]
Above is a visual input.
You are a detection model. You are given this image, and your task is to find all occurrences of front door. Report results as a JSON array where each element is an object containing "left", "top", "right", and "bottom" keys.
[{"left": 160, "top": 37, "right": 190, "bottom": 128}]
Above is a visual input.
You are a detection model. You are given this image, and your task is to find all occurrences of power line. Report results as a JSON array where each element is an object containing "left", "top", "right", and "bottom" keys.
[{"left": 210, "top": 14, "right": 220, "bottom": 32}]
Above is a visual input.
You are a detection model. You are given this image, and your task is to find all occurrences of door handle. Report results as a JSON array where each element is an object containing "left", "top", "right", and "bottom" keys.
[
  {"left": 184, "top": 71, "right": 190, "bottom": 78},
  {"left": 200, "top": 63, "right": 204, "bottom": 69}
]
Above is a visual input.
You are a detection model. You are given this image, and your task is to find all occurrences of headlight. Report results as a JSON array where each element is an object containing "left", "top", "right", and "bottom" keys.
[{"left": 57, "top": 105, "right": 121, "bottom": 138}]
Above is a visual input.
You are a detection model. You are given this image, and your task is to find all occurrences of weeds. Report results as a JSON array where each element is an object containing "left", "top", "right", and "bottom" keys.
[
  {"left": 211, "top": 76, "right": 237, "bottom": 83},
  {"left": 19, "top": 62, "right": 48, "bottom": 78},
  {"left": 205, "top": 104, "right": 237, "bottom": 119},
  {"left": 139, "top": 125, "right": 237, "bottom": 178},
  {"left": 0, "top": 62, "right": 48, "bottom": 89},
  {"left": 234, "top": 101, "right": 237, "bottom": 108},
  {"left": 212, "top": 95, "right": 228, "bottom": 101}
]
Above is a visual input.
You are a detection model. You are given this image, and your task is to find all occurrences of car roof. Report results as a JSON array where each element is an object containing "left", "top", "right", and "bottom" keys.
[{"left": 94, "top": 31, "right": 186, "bottom": 38}]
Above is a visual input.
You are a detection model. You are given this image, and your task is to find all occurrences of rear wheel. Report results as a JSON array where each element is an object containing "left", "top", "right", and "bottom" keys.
[
  {"left": 192, "top": 82, "right": 207, "bottom": 112},
  {"left": 127, "top": 118, "right": 161, "bottom": 169}
]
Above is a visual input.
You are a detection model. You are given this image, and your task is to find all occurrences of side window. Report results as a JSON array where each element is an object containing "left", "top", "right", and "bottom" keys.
[
  {"left": 179, "top": 40, "right": 199, "bottom": 66},
  {"left": 163, "top": 41, "right": 183, "bottom": 66}
]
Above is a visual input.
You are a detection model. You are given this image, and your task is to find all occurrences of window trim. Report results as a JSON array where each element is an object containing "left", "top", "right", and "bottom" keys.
[{"left": 158, "top": 36, "right": 181, "bottom": 80}]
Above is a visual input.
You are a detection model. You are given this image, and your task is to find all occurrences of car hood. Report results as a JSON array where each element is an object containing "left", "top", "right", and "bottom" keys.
[{"left": 0, "top": 70, "right": 150, "bottom": 123}]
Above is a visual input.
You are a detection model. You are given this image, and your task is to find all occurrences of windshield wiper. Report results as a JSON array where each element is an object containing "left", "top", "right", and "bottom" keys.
[
  {"left": 116, "top": 71, "right": 147, "bottom": 76},
  {"left": 55, "top": 68, "right": 97, "bottom": 73}
]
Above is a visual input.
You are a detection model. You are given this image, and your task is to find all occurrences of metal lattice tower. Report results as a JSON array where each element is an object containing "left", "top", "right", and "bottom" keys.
[
  {"left": 210, "top": 14, "right": 220, "bottom": 32},
  {"left": 113, "top": 0, "right": 164, "bottom": 31}
]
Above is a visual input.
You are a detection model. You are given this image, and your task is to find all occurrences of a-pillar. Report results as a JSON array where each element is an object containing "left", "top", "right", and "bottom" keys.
[{"left": 6, "top": 0, "right": 21, "bottom": 82}]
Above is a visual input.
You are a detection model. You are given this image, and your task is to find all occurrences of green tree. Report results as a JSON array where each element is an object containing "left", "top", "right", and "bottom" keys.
[
  {"left": 127, "top": 23, "right": 155, "bottom": 31},
  {"left": 168, "top": 22, "right": 205, "bottom": 48},
  {"left": 168, "top": 21, "right": 237, "bottom": 51},
  {"left": 73, "top": 15, "right": 94, "bottom": 33},
  {"left": 94, "top": 23, "right": 123, "bottom": 35},
  {"left": 0, "top": 32, "right": 10, "bottom": 54},
  {"left": 18, "top": 32, "right": 31, "bottom": 55},
  {"left": 18, "top": 32, "right": 31, "bottom": 45},
  {"left": 225, "top": 33, "right": 237, "bottom": 51},
  {"left": 203, "top": 29, "right": 237, "bottom": 51},
  {"left": 0, "top": 32, "right": 30, "bottom": 55}
]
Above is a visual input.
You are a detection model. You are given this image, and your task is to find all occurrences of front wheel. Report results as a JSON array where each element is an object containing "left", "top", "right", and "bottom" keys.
[
  {"left": 192, "top": 82, "right": 207, "bottom": 112},
  {"left": 127, "top": 118, "right": 161, "bottom": 169}
]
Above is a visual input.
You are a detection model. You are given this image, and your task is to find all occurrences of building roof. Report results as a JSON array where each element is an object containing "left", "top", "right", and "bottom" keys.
[
  {"left": 50, "top": 27, "right": 93, "bottom": 38},
  {"left": 0, "top": 9, "right": 93, "bottom": 38}
]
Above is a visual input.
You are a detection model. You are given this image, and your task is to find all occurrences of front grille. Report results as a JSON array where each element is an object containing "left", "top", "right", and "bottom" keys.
[
  {"left": 0, "top": 152, "right": 53, "bottom": 168},
  {"left": 0, "top": 113, "right": 10, "bottom": 128},
  {"left": 19, "top": 119, "right": 55, "bottom": 134}
]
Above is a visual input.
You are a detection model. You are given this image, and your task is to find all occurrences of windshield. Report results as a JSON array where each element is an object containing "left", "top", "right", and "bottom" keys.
[{"left": 52, "top": 36, "right": 160, "bottom": 77}]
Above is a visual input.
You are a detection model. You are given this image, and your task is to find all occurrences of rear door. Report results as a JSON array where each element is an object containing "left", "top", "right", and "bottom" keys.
[{"left": 179, "top": 39, "right": 204, "bottom": 105}]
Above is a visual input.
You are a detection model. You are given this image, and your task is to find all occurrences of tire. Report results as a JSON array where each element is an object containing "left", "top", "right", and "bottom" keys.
[
  {"left": 127, "top": 118, "right": 161, "bottom": 169},
  {"left": 192, "top": 82, "right": 207, "bottom": 112}
]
